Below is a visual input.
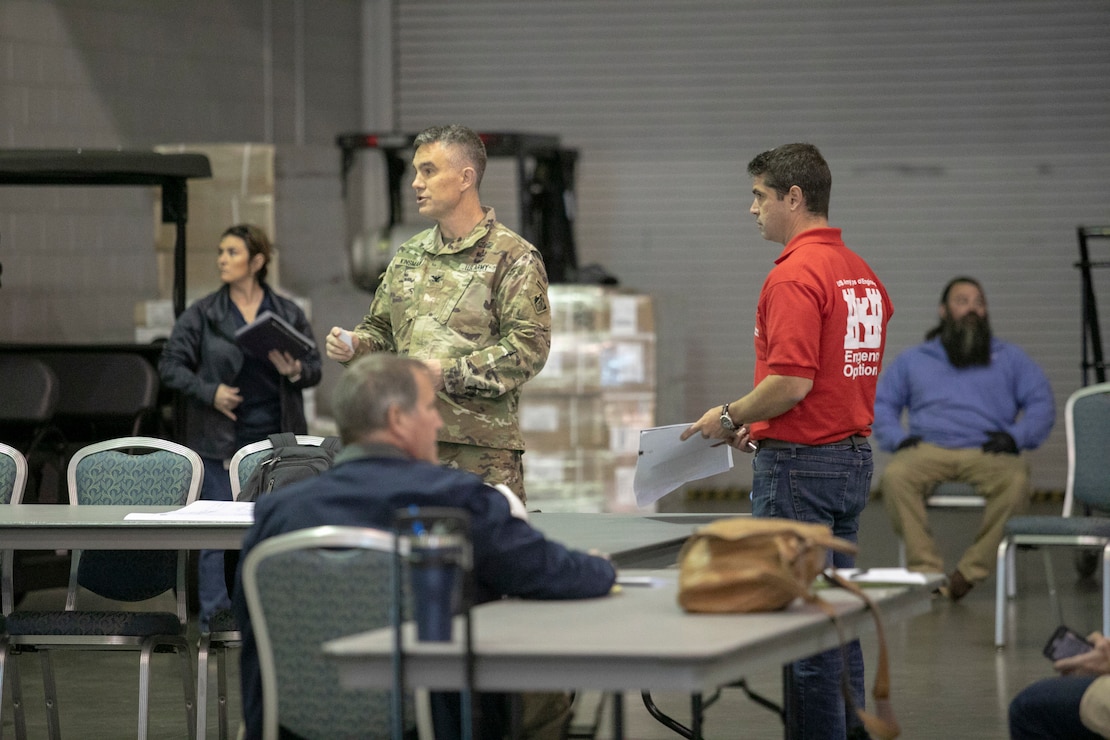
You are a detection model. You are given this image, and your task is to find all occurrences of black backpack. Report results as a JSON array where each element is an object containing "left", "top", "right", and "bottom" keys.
[{"left": 239, "top": 432, "right": 343, "bottom": 502}]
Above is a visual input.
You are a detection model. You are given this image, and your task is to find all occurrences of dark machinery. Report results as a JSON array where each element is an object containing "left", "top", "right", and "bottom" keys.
[{"left": 1078, "top": 225, "right": 1110, "bottom": 386}]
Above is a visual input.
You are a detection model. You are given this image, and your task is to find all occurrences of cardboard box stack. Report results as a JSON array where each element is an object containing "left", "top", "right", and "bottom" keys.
[
  {"left": 520, "top": 286, "right": 656, "bottom": 512},
  {"left": 135, "top": 143, "right": 280, "bottom": 343}
]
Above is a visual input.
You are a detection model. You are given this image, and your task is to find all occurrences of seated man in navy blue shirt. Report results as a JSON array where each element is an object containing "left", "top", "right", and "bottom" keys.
[{"left": 232, "top": 353, "right": 617, "bottom": 740}]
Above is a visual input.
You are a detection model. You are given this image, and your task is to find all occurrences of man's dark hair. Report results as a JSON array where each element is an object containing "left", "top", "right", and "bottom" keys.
[
  {"left": 413, "top": 124, "right": 488, "bottom": 188},
  {"left": 925, "top": 276, "right": 985, "bottom": 340},
  {"left": 747, "top": 143, "right": 832, "bottom": 218},
  {"left": 938, "top": 275, "right": 984, "bottom": 306}
]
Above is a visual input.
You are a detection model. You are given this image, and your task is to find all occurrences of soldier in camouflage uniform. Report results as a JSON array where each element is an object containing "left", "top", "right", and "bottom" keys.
[{"left": 326, "top": 124, "right": 550, "bottom": 504}]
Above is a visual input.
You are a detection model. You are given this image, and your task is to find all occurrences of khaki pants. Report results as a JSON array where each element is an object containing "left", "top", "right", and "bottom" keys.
[{"left": 880, "top": 442, "right": 1030, "bottom": 583}]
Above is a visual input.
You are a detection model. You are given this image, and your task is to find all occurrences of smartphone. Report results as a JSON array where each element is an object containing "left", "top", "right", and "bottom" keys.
[{"left": 1043, "top": 625, "right": 1094, "bottom": 661}]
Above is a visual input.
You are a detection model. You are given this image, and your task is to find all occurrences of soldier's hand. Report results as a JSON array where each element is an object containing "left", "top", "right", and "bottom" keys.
[
  {"left": 325, "top": 327, "right": 358, "bottom": 362},
  {"left": 422, "top": 359, "right": 445, "bottom": 391}
]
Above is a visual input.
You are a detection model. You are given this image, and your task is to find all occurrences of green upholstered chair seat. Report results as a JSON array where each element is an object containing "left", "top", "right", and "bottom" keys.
[
  {"left": 7, "top": 610, "right": 184, "bottom": 637},
  {"left": 1005, "top": 515, "right": 1110, "bottom": 538}
]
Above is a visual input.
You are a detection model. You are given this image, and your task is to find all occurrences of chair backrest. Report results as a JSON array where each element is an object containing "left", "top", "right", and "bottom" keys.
[
  {"left": 1064, "top": 382, "right": 1110, "bottom": 515},
  {"left": 66, "top": 436, "right": 203, "bottom": 616},
  {"left": 1, "top": 442, "right": 29, "bottom": 615},
  {"left": 38, "top": 351, "right": 161, "bottom": 437},
  {"left": 229, "top": 435, "right": 329, "bottom": 500},
  {"left": 0, "top": 442, "right": 28, "bottom": 506},
  {"left": 0, "top": 355, "right": 59, "bottom": 442},
  {"left": 242, "top": 525, "right": 412, "bottom": 740}
]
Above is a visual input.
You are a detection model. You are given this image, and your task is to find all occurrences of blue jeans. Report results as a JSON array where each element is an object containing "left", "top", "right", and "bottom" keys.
[
  {"left": 1009, "top": 675, "right": 1102, "bottom": 739},
  {"left": 198, "top": 457, "right": 233, "bottom": 630},
  {"left": 751, "top": 441, "right": 872, "bottom": 740}
]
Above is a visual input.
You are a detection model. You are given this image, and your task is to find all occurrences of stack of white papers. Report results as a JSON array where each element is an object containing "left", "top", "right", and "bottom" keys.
[
  {"left": 124, "top": 501, "right": 255, "bottom": 522},
  {"left": 833, "top": 568, "right": 931, "bottom": 585},
  {"left": 632, "top": 424, "right": 734, "bottom": 507}
]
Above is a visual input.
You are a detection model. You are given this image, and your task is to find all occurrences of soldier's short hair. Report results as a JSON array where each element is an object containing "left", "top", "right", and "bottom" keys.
[
  {"left": 747, "top": 143, "right": 832, "bottom": 218},
  {"left": 414, "top": 124, "right": 487, "bottom": 188},
  {"left": 332, "top": 354, "right": 428, "bottom": 444}
]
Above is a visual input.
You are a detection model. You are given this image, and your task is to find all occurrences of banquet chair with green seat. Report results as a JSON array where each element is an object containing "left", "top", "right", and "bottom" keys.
[
  {"left": 228, "top": 435, "right": 330, "bottom": 499},
  {"left": 2, "top": 436, "right": 203, "bottom": 740},
  {"left": 1, "top": 442, "right": 29, "bottom": 615},
  {"left": 995, "top": 383, "right": 1110, "bottom": 647},
  {"left": 0, "top": 442, "right": 29, "bottom": 738},
  {"left": 241, "top": 525, "right": 413, "bottom": 740},
  {"left": 194, "top": 434, "right": 331, "bottom": 740}
]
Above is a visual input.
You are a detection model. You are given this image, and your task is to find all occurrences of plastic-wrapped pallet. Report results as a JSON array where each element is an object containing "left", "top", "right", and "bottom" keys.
[{"left": 520, "top": 286, "right": 656, "bottom": 512}]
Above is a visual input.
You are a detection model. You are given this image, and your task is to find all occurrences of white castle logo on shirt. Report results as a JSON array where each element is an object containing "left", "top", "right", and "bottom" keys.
[{"left": 842, "top": 287, "right": 884, "bottom": 350}]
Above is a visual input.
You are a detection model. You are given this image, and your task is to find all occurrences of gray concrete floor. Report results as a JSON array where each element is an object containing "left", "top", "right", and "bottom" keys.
[{"left": 1, "top": 498, "right": 1096, "bottom": 739}]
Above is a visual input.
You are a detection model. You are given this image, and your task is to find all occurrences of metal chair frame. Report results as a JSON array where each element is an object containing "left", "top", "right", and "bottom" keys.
[
  {"left": 194, "top": 434, "right": 328, "bottom": 740},
  {"left": 995, "top": 383, "right": 1110, "bottom": 647}
]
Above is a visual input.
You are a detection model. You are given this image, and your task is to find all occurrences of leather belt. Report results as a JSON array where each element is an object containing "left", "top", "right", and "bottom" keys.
[{"left": 757, "top": 435, "right": 868, "bottom": 450}]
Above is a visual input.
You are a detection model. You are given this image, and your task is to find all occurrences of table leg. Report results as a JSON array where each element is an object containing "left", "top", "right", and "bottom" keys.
[
  {"left": 611, "top": 691, "right": 624, "bottom": 740},
  {"left": 641, "top": 691, "right": 698, "bottom": 739},
  {"left": 782, "top": 664, "right": 796, "bottom": 740},
  {"left": 509, "top": 694, "right": 524, "bottom": 739}
]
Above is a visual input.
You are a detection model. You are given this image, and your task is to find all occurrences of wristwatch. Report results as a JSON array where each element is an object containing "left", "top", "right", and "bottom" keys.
[{"left": 719, "top": 403, "right": 739, "bottom": 432}]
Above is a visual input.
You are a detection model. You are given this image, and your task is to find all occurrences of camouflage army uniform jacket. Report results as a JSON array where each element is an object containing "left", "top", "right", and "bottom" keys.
[{"left": 352, "top": 207, "right": 551, "bottom": 451}]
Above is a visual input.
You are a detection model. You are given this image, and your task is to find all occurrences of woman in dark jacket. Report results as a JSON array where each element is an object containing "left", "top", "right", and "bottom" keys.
[{"left": 159, "top": 223, "right": 321, "bottom": 628}]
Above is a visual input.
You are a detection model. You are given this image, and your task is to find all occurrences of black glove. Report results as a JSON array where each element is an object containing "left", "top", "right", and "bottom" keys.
[
  {"left": 982, "top": 431, "right": 1019, "bottom": 455},
  {"left": 896, "top": 436, "right": 921, "bottom": 451}
]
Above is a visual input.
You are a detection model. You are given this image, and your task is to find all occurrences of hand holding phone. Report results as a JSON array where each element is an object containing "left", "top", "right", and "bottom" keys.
[{"left": 1044, "top": 625, "right": 1094, "bottom": 661}]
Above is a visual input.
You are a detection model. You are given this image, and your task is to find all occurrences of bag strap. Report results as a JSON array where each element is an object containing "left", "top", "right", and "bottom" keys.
[
  {"left": 268, "top": 432, "right": 299, "bottom": 449},
  {"left": 811, "top": 570, "right": 901, "bottom": 740}
]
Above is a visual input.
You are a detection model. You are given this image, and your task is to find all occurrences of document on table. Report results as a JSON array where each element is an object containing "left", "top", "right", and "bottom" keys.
[
  {"left": 633, "top": 423, "right": 734, "bottom": 507},
  {"left": 124, "top": 500, "right": 255, "bottom": 522},
  {"left": 833, "top": 568, "right": 931, "bottom": 586}
]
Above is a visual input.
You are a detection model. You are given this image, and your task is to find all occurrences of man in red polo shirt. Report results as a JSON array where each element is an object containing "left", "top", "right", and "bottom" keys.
[{"left": 683, "top": 142, "right": 893, "bottom": 740}]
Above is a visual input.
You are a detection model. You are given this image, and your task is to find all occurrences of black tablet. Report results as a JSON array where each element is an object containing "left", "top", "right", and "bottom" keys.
[{"left": 234, "top": 310, "right": 314, "bottom": 360}]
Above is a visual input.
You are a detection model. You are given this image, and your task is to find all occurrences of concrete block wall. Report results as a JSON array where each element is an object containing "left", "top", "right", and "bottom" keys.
[
  {"left": 0, "top": 0, "right": 368, "bottom": 407},
  {"left": 5, "top": 0, "right": 1110, "bottom": 495}
]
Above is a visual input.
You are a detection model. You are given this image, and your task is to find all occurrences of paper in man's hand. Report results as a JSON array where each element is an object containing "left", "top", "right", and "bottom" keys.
[{"left": 633, "top": 424, "right": 734, "bottom": 507}]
